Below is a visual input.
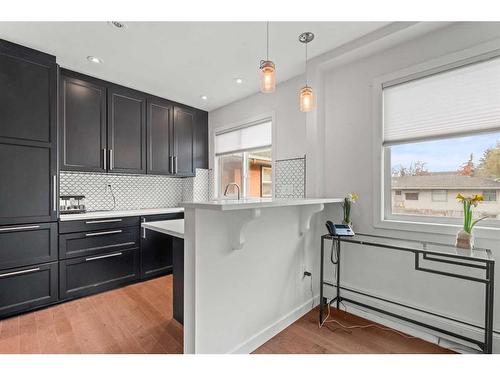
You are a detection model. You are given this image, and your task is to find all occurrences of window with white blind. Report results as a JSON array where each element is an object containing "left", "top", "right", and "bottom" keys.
[
  {"left": 214, "top": 120, "right": 272, "bottom": 199},
  {"left": 382, "top": 55, "right": 500, "bottom": 224}
]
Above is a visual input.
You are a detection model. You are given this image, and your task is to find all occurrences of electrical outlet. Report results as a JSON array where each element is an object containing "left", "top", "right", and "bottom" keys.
[{"left": 301, "top": 264, "right": 311, "bottom": 278}]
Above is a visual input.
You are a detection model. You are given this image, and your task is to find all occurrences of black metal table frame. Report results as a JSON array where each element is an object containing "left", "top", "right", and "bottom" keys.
[{"left": 319, "top": 234, "right": 495, "bottom": 354}]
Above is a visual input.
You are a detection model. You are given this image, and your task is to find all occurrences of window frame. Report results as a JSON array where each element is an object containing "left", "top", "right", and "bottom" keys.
[
  {"left": 212, "top": 114, "right": 275, "bottom": 199},
  {"left": 482, "top": 190, "right": 497, "bottom": 202},
  {"left": 372, "top": 45, "right": 500, "bottom": 238}
]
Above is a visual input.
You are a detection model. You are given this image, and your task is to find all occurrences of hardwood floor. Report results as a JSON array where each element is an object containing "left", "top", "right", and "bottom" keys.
[
  {"left": 0, "top": 276, "right": 183, "bottom": 354},
  {"left": 253, "top": 307, "right": 455, "bottom": 354},
  {"left": 0, "top": 276, "right": 453, "bottom": 354}
]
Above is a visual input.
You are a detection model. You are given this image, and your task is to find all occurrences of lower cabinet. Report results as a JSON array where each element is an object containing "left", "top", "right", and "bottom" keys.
[
  {"left": 141, "top": 228, "right": 173, "bottom": 279},
  {"left": 0, "top": 262, "right": 58, "bottom": 319},
  {"left": 59, "top": 248, "right": 140, "bottom": 301}
]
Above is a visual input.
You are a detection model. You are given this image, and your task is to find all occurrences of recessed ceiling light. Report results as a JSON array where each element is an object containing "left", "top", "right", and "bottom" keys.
[
  {"left": 108, "top": 21, "right": 126, "bottom": 29},
  {"left": 200, "top": 95, "right": 208, "bottom": 100},
  {"left": 87, "top": 56, "right": 102, "bottom": 64},
  {"left": 235, "top": 78, "right": 243, "bottom": 84}
]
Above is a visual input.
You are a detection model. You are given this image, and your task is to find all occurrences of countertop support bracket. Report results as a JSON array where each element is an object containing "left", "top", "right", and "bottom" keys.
[
  {"left": 229, "top": 208, "right": 261, "bottom": 250},
  {"left": 300, "top": 203, "right": 325, "bottom": 236}
]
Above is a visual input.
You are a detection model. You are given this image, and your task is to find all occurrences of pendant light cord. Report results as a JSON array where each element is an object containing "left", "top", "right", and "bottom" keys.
[
  {"left": 305, "top": 40, "right": 308, "bottom": 86},
  {"left": 266, "top": 21, "right": 269, "bottom": 61}
]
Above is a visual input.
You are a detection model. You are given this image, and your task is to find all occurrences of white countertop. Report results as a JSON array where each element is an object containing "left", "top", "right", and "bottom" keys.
[
  {"left": 59, "top": 207, "right": 184, "bottom": 221},
  {"left": 180, "top": 198, "right": 343, "bottom": 211},
  {"left": 142, "top": 219, "right": 184, "bottom": 239}
]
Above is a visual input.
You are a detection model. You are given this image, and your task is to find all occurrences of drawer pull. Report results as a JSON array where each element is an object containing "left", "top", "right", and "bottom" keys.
[
  {"left": 0, "top": 225, "right": 40, "bottom": 232},
  {"left": 85, "top": 219, "right": 123, "bottom": 224},
  {"left": 85, "top": 230, "right": 123, "bottom": 237},
  {"left": 0, "top": 267, "right": 40, "bottom": 278},
  {"left": 85, "top": 252, "right": 123, "bottom": 262},
  {"left": 141, "top": 218, "right": 146, "bottom": 239}
]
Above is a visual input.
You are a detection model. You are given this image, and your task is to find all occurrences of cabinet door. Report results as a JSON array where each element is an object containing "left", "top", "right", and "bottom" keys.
[
  {"left": 0, "top": 222, "right": 57, "bottom": 271},
  {"left": 59, "top": 248, "right": 139, "bottom": 301},
  {"left": 140, "top": 227, "right": 173, "bottom": 279},
  {"left": 193, "top": 109, "right": 208, "bottom": 170},
  {"left": 172, "top": 106, "right": 194, "bottom": 176},
  {"left": 147, "top": 97, "right": 173, "bottom": 175},
  {"left": 0, "top": 262, "right": 58, "bottom": 320},
  {"left": 0, "top": 40, "right": 55, "bottom": 144},
  {"left": 0, "top": 142, "right": 57, "bottom": 225},
  {"left": 60, "top": 71, "right": 107, "bottom": 172},
  {"left": 108, "top": 86, "right": 147, "bottom": 174}
]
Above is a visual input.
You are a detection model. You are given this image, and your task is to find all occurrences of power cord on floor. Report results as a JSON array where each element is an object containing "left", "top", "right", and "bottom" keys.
[{"left": 319, "top": 297, "right": 417, "bottom": 340}]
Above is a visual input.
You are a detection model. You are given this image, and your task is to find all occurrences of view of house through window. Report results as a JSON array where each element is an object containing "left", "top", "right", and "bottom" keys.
[
  {"left": 215, "top": 120, "right": 272, "bottom": 199},
  {"left": 389, "top": 132, "right": 500, "bottom": 219},
  {"left": 383, "top": 56, "right": 500, "bottom": 222}
]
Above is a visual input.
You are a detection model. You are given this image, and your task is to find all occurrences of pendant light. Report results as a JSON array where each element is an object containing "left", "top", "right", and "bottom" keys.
[
  {"left": 299, "top": 32, "right": 315, "bottom": 112},
  {"left": 260, "top": 22, "right": 276, "bottom": 93}
]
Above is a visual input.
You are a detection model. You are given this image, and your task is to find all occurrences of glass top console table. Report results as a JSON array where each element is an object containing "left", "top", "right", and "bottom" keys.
[{"left": 319, "top": 233, "right": 495, "bottom": 353}]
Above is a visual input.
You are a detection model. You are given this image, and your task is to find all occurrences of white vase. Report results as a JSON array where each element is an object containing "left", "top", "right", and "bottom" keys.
[{"left": 455, "top": 230, "right": 474, "bottom": 249}]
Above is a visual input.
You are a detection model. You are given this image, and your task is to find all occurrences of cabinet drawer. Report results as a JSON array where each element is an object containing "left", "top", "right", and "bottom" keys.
[
  {"left": 59, "top": 248, "right": 139, "bottom": 300},
  {"left": 0, "top": 222, "right": 57, "bottom": 270},
  {"left": 59, "top": 226, "right": 139, "bottom": 259},
  {"left": 59, "top": 216, "right": 140, "bottom": 234},
  {"left": 0, "top": 262, "right": 58, "bottom": 319}
]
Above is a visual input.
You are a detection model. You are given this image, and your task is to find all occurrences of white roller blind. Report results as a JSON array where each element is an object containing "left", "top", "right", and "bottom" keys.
[
  {"left": 383, "top": 57, "right": 500, "bottom": 144},
  {"left": 215, "top": 120, "right": 272, "bottom": 155}
]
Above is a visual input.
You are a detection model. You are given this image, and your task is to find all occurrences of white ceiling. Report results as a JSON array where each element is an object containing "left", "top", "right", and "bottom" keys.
[{"left": 0, "top": 22, "right": 390, "bottom": 111}]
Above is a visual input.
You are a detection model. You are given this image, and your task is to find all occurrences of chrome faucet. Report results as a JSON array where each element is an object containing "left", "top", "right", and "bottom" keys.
[{"left": 224, "top": 182, "right": 241, "bottom": 200}]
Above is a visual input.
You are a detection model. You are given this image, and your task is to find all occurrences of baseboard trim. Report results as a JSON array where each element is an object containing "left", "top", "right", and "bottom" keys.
[{"left": 228, "top": 297, "right": 317, "bottom": 354}]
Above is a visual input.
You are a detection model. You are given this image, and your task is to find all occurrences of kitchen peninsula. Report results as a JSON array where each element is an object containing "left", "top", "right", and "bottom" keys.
[{"left": 180, "top": 198, "right": 342, "bottom": 354}]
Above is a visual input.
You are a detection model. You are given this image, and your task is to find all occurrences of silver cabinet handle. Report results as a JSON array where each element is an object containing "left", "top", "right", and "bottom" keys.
[
  {"left": 169, "top": 156, "right": 173, "bottom": 174},
  {"left": 174, "top": 156, "right": 178, "bottom": 174},
  {"left": 85, "top": 229, "right": 122, "bottom": 237},
  {"left": 0, "top": 267, "right": 40, "bottom": 278},
  {"left": 85, "top": 219, "right": 122, "bottom": 224},
  {"left": 109, "top": 149, "right": 114, "bottom": 170},
  {"left": 103, "top": 148, "right": 107, "bottom": 170},
  {"left": 141, "top": 218, "right": 146, "bottom": 239},
  {"left": 53, "top": 175, "right": 57, "bottom": 212},
  {"left": 0, "top": 225, "right": 40, "bottom": 232},
  {"left": 85, "top": 252, "right": 122, "bottom": 262}
]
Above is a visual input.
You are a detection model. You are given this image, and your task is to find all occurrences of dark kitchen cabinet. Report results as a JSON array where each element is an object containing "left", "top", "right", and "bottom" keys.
[
  {"left": 0, "top": 262, "right": 58, "bottom": 320},
  {"left": 172, "top": 106, "right": 195, "bottom": 176},
  {"left": 0, "top": 222, "right": 58, "bottom": 271},
  {"left": 140, "top": 213, "right": 183, "bottom": 279},
  {"left": 147, "top": 97, "right": 173, "bottom": 175},
  {"left": 0, "top": 39, "right": 58, "bottom": 226},
  {"left": 194, "top": 110, "right": 209, "bottom": 170},
  {"left": 108, "top": 85, "right": 147, "bottom": 174},
  {"left": 60, "top": 71, "right": 107, "bottom": 172},
  {"left": 59, "top": 248, "right": 140, "bottom": 301},
  {"left": 59, "top": 225, "right": 140, "bottom": 260}
]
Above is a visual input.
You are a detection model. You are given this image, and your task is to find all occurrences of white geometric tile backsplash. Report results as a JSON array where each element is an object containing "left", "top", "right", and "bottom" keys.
[
  {"left": 274, "top": 156, "right": 306, "bottom": 199},
  {"left": 60, "top": 169, "right": 210, "bottom": 211}
]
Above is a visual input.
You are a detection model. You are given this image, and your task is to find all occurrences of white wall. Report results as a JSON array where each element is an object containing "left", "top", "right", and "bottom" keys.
[
  {"left": 323, "top": 22, "right": 500, "bottom": 353},
  {"left": 208, "top": 22, "right": 500, "bottom": 352},
  {"left": 209, "top": 74, "right": 307, "bottom": 163}
]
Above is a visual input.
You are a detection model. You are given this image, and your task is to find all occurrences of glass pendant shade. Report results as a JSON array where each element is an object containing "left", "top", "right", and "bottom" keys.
[
  {"left": 260, "top": 60, "right": 276, "bottom": 93},
  {"left": 299, "top": 86, "right": 314, "bottom": 112}
]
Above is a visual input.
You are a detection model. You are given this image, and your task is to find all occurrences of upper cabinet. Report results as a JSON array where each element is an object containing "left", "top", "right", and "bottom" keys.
[
  {"left": 147, "top": 97, "right": 173, "bottom": 175},
  {"left": 60, "top": 71, "right": 107, "bottom": 172},
  {"left": 107, "top": 85, "right": 147, "bottom": 174},
  {"left": 0, "top": 40, "right": 58, "bottom": 225},
  {"left": 59, "top": 69, "right": 207, "bottom": 177},
  {"left": 172, "top": 106, "right": 195, "bottom": 176}
]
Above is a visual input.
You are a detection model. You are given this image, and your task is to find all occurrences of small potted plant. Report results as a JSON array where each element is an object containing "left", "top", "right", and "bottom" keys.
[
  {"left": 455, "top": 193, "right": 488, "bottom": 249},
  {"left": 342, "top": 192, "right": 358, "bottom": 226}
]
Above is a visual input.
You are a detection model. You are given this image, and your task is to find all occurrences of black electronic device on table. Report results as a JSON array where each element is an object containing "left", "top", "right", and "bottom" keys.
[{"left": 325, "top": 221, "right": 355, "bottom": 236}]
